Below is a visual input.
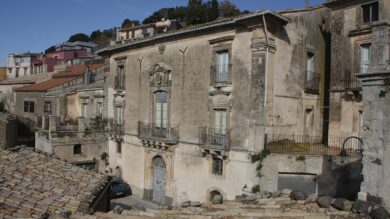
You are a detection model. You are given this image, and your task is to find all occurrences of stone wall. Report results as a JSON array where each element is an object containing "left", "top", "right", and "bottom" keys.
[{"left": 259, "top": 154, "right": 362, "bottom": 200}]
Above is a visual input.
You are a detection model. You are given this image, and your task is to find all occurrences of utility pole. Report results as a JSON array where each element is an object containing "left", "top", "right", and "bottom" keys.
[{"left": 305, "top": 0, "right": 309, "bottom": 8}]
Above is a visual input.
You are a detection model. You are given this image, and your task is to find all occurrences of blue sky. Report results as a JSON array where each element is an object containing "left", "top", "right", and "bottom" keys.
[{"left": 0, "top": 0, "right": 325, "bottom": 66}]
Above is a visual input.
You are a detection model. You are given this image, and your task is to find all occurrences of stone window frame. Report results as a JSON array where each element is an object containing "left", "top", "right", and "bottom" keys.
[
  {"left": 354, "top": 37, "right": 372, "bottom": 75},
  {"left": 356, "top": 1, "right": 380, "bottom": 28},
  {"left": 114, "top": 56, "right": 127, "bottom": 90},
  {"left": 208, "top": 100, "right": 231, "bottom": 135},
  {"left": 209, "top": 36, "right": 234, "bottom": 87},
  {"left": 149, "top": 63, "right": 173, "bottom": 129},
  {"left": 208, "top": 155, "right": 227, "bottom": 179},
  {"left": 151, "top": 89, "right": 171, "bottom": 130},
  {"left": 114, "top": 94, "right": 125, "bottom": 126}
]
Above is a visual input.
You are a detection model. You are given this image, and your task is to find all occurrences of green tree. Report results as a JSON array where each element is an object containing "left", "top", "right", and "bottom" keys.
[
  {"left": 68, "top": 33, "right": 89, "bottom": 42},
  {"left": 219, "top": 0, "right": 240, "bottom": 17},
  {"left": 186, "top": 0, "right": 208, "bottom": 25},
  {"left": 121, "top": 19, "right": 140, "bottom": 28},
  {"left": 207, "top": 0, "right": 219, "bottom": 21},
  {"left": 45, "top": 46, "right": 56, "bottom": 54}
]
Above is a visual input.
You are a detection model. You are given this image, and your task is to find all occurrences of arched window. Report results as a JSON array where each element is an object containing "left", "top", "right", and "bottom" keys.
[{"left": 154, "top": 91, "right": 168, "bottom": 129}]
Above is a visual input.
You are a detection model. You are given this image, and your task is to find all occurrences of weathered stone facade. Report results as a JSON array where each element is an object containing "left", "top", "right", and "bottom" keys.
[{"left": 99, "top": 8, "right": 330, "bottom": 205}]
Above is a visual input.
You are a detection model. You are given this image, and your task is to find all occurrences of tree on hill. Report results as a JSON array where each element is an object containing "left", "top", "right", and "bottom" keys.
[
  {"left": 121, "top": 19, "right": 140, "bottom": 28},
  {"left": 207, "top": 0, "right": 219, "bottom": 21},
  {"left": 68, "top": 33, "right": 89, "bottom": 42},
  {"left": 186, "top": 0, "right": 208, "bottom": 25},
  {"left": 219, "top": 0, "right": 240, "bottom": 17},
  {"left": 89, "top": 29, "right": 114, "bottom": 42}
]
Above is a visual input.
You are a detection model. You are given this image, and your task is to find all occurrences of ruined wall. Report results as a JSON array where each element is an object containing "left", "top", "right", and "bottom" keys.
[
  {"left": 259, "top": 154, "right": 362, "bottom": 199},
  {"left": 36, "top": 130, "right": 107, "bottom": 172}
]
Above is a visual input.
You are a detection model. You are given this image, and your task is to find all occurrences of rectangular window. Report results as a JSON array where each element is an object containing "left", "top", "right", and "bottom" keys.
[
  {"left": 73, "top": 144, "right": 82, "bottom": 155},
  {"left": 214, "top": 109, "right": 227, "bottom": 145},
  {"left": 212, "top": 158, "right": 223, "bottom": 176},
  {"left": 96, "top": 102, "right": 103, "bottom": 117},
  {"left": 24, "top": 101, "right": 35, "bottom": 113},
  {"left": 24, "top": 67, "right": 28, "bottom": 75},
  {"left": 216, "top": 51, "right": 229, "bottom": 83},
  {"left": 8, "top": 68, "right": 12, "bottom": 74},
  {"left": 306, "top": 52, "right": 315, "bottom": 90},
  {"left": 15, "top": 68, "right": 19, "bottom": 77},
  {"left": 81, "top": 103, "right": 88, "bottom": 117},
  {"left": 44, "top": 101, "right": 52, "bottom": 114},
  {"left": 116, "top": 65, "right": 125, "bottom": 90},
  {"left": 360, "top": 43, "right": 371, "bottom": 73},
  {"left": 116, "top": 106, "right": 124, "bottom": 125},
  {"left": 362, "top": 2, "right": 379, "bottom": 23},
  {"left": 116, "top": 141, "right": 122, "bottom": 154}
]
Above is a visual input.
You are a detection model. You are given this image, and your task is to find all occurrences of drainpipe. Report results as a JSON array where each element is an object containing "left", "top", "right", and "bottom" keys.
[{"left": 262, "top": 14, "right": 269, "bottom": 110}]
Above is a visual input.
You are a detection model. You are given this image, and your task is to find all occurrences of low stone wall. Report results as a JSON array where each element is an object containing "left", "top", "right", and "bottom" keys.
[{"left": 258, "top": 154, "right": 362, "bottom": 200}]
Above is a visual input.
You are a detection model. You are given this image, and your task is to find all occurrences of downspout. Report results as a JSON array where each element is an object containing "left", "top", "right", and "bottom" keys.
[{"left": 262, "top": 15, "right": 270, "bottom": 110}]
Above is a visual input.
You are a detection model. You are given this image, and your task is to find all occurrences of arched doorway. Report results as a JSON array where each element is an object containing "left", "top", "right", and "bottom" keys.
[{"left": 152, "top": 156, "right": 166, "bottom": 204}]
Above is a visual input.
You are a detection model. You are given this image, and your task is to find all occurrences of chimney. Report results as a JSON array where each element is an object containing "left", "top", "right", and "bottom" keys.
[{"left": 85, "top": 66, "right": 90, "bottom": 85}]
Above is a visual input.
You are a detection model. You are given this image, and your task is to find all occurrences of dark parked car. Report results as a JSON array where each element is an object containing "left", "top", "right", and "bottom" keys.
[{"left": 110, "top": 179, "right": 132, "bottom": 198}]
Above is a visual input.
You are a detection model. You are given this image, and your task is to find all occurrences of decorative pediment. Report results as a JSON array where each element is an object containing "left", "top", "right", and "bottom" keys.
[
  {"left": 150, "top": 63, "right": 172, "bottom": 87},
  {"left": 114, "top": 56, "right": 127, "bottom": 66}
]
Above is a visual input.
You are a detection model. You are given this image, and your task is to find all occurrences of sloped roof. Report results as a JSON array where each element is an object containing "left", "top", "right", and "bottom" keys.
[
  {"left": 0, "top": 147, "right": 109, "bottom": 218},
  {"left": 98, "top": 10, "right": 290, "bottom": 56},
  {"left": 15, "top": 77, "right": 77, "bottom": 92},
  {"left": 53, "top": 63, "right": 105, "bottom": 78}
]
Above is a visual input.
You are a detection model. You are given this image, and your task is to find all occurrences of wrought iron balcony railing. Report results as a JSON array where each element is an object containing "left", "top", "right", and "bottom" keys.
[
  {"left": 210, "top": 64, "right": 232, "bottom": 85},
  {"left": 138, "top": 122, "right": 179, "bottom": 144},
  {"left": 109, "top": 119, "right": 124, "bottom": 135},
  {"left": 199, "top": 127, "right": 231, "bottom": 151},
  {"left": 331, "top": 79, "right": 361, "bottom": 91}
]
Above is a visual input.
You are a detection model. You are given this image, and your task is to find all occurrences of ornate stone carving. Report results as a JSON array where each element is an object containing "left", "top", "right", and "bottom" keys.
[{"left": 150, "top": 63, "right": 172, "bottom": 87}]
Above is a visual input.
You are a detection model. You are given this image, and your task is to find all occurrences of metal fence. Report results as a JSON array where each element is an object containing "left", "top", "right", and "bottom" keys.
[
  {"left": 199, "top": 127, "right": 231, "bottom": 151},
  {"left": 265, "top": 134, "right": 363, "bottom": 157},
  {"left": 138, "top": 122, "right": 179, "bottom": 144},
  {"left": 109, "top": 119, "right": 124, "bottom": 135}
]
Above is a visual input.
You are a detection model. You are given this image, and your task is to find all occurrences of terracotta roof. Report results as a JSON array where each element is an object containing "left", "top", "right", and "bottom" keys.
[
  {"left": 53, "top": 63, "right": 105, "bottom": 78},
  {"left": 15, "top": 77, "right": 78, "bottom": 92},
  {"left": 0, "top": 147, "right": 109, "bottom": 218}
]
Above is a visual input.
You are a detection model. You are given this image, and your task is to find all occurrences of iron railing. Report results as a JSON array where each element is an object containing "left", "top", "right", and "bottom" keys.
[
  {"left": 199, "top": 127, "right": 231, "bottom": 151},
  {"left": 304, "top": 71, "right": 320, "bottom": 93},
  {"left": 109, "top": 119, "right": 124, "bottom": 135},
  {"left": 138, "top": 122, "right": 179, "bottom": 144},
  {"left": 264, "top": 134, "right": 363, "bottom": 157},
  {"left": 331, "top": 79, "right": 361, "bottom": 91},
  {"left": 210, "top": 64, "right": 232, "bottom": 85}
]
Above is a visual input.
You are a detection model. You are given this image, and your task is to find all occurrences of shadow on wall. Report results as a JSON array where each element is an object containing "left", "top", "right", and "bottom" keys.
[{"left": 317, "top": 156, "right": 363, "bottom": 200}]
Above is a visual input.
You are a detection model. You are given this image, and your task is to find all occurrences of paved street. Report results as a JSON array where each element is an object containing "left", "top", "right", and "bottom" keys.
[{"left": 110, "top": 195, "right": 160, "bottom": 211}]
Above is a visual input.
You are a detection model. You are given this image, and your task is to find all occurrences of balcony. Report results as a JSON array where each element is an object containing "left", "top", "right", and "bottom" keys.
[
  {"left": 331, "top": 78, "right": 361, "bottom": 91},
  {"left": 138, "top": 122, "right": 179, "bottom": 144},
  {"left": 304, "top": 71, "right": 320, "bottom": 94},
  {"left": 199, "top": 127, "right": 231, "bottom": 151},
  {"left": 109, "top": 119, "right": 124, "bottom": 135},
  {"left": 210, "top": 64, "right": 232, "bottom": 86},
  {"left": 264, "top": 134, "right": 362, "bottom": 157}
]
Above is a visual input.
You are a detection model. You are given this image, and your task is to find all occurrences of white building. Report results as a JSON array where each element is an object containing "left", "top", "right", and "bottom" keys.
[{"left": 7, "top": 53, "right": 40, "bottom": 79}]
